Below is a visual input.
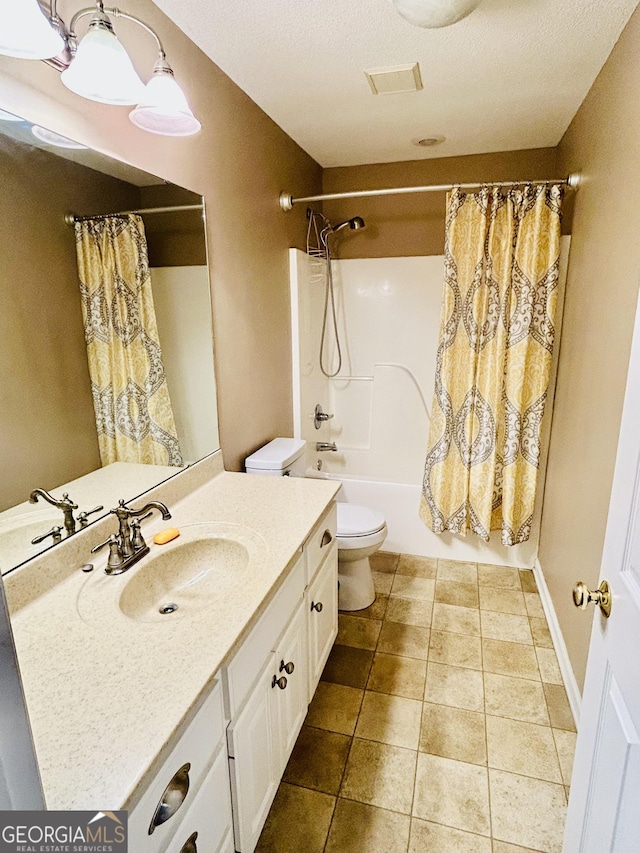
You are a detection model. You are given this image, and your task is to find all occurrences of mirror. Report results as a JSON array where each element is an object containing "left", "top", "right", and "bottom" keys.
[{"left": 0, "top": 112, "right": 219, "bottom": 574}]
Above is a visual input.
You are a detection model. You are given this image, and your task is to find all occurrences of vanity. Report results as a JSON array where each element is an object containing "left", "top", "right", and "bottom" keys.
[{"left": 4, "top": 461, "right": 340, "bottom": 853}]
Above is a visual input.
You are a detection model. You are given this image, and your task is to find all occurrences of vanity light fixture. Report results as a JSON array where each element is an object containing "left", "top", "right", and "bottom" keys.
[
  {"left": 0, "top": 0, "right": 64, "bottom": 59},
  {"left": 391, "top": 0, "right": 482, "bottom": 28},
  {"left": 0, "top": 1, "right": 201, "bottom": 137}
]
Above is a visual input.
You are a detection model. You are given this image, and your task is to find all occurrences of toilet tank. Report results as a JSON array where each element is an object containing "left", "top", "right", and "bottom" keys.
[{"left": 244, "top": 438, "right": 307, "bottom": 477}]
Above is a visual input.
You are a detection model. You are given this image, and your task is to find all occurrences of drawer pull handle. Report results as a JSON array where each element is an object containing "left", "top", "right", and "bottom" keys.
[
  {"left": 320, "top": 529, "right": 333, "bottom": 547},
  {"left": 272, "top": 675, "right": 288, "bottom": 690},
  {"left": 179, "top": 832, "right": 198, "bottom": 853},
  {"left": 280, "top": 659, "right": 295, "bottom": 675},
  {"left": 148, "top": 762, "right": 191, "bottom": 835},
  {"left": 311, "top": 601, "right": 323, "bottom": 613}
]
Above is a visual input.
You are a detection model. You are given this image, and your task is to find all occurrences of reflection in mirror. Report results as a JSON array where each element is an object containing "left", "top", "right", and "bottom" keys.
[{"left": 0, "top": 111, "right": 219, "bottom": 574}]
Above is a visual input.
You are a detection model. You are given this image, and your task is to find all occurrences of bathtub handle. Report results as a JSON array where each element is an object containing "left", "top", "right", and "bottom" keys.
[{"left": 321, "top": 530, "right": 333, "bottom": 547}]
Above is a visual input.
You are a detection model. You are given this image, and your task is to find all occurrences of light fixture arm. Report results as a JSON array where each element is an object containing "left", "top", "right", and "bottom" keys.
[{"left": 68, "top": 4, "right": 166, "bottom": 61}]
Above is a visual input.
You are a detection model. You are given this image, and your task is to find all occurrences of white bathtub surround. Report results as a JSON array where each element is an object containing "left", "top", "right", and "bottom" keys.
[{"left": 290, "top": 240, "right": 570, "bottom": 568}]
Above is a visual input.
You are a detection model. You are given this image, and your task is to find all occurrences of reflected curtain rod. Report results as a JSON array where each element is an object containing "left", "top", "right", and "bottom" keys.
[
  {"left": 64, "top": 203, "right": 204, "bottom": 226},
  {"left": 279, "top": 173, "right": 581, "bottom": 211}
]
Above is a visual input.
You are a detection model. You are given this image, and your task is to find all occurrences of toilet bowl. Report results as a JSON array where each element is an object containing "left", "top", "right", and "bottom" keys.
[
  {"left": 336, "top": 503, "right": 387, "bottom": 611},
  {"left": 244, "top": 438, "right": 388, "bottom": 612}
]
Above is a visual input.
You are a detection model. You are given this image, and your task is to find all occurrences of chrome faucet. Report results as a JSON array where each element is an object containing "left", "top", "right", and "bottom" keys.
[
  {"left": 91, "top": 499, "right": 172, "bottom": 575},
  {"left": 316, "top": 442, "right": 338, "bottom": 452},
  {"left": 29, "top": 489, "right": 78, "bottom": 536}
]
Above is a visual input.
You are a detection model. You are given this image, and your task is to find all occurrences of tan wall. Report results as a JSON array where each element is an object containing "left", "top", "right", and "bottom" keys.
[
  {"left": 322, "top": 148, "right": 558, "bottom": 258},
  {"left": 0, "top": 137, "right": 140, "bottom": 511},
  {"left": 0, "top": 0, "right": 321, "bottom": 472},
  {"left": 539, "top": 7, "right": 640, "bottom": 689}
]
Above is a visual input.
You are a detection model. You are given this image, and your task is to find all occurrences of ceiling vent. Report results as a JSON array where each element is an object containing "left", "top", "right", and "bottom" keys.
[{"left": 365, "top": 62, "right": 423, "bottom": 95}]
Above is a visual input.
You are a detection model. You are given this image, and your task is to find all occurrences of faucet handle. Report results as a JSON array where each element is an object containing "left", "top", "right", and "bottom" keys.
[
  {"left": 130, "top": 512, "right": 152, "bottom": 550},
  {"left": 31, "top": 525, "right": 63, "bottom": 545},
  {"left": 91, "top": 534, "right": 124, "bottom": 573},
  {"left": 78, "top": 505, "right": 105, "bottom": 527}
]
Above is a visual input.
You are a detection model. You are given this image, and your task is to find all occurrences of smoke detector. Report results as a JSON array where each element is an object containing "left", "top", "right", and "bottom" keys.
[{"left": 365, "top": 63, "right": 423, "bottom": 95}]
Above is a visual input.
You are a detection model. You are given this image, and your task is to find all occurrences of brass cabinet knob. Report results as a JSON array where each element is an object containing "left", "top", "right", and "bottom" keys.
[
  {"left": 311, "top": 601, "right": 323, "bottom": 613},
  {"left": 572, "top": 580, "right": 612, "bottom": 618},
  {"left": 280, "top": 660, "right": 295, "bottom": 675},
  {"left": 272, "top": 675, "right": 288, "bottom": 690}
]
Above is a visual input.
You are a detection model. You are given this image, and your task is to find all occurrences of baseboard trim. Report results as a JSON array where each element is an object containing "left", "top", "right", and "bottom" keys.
[{"left": 533, "top": 558, "right": 581, "bottom": 727}]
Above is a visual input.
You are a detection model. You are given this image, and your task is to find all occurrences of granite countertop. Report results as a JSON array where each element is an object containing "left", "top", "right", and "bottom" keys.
[{"left": 6, "top": 470, "right": 339, "bottom": 812}]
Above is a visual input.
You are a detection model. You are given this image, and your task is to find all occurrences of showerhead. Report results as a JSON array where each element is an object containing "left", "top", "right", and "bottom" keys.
[{"left": 331, "top": 216, "right": 366, "bottom": 234}]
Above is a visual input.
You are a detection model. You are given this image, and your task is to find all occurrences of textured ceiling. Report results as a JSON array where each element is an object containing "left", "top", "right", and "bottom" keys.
[{"left": 153, "top": 0, "right": 638, "bottom": 167}]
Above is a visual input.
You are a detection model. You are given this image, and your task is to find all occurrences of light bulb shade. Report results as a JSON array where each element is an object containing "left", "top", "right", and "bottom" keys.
[
  {"left": 61, "top": 21, "right": 144, "bottom": 105},
  {"left": 0, "top": 0, "right": 64, "bottom": 59},
  {"left": 129, "top": 72, "right": 201, "bottom": 137},
  {"left": 391, "top": 0, "right": 481, "bottom": 28}
]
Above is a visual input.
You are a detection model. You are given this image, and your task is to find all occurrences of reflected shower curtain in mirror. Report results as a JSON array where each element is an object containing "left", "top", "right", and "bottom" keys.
[
  {"left": 74, "top": 214, "right": 183, "bottom": 467},
  {"left": 420, "top": 184, "right": 563, "bottom": 545}
]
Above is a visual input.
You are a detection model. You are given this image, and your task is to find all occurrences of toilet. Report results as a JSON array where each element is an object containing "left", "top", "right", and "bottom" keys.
[{"left": 245, "top": 438, "right": 388, "bottom": 611}]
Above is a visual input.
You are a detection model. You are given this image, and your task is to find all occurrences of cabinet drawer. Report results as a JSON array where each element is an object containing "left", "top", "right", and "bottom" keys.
[
  {"left": 164, "top": 748, "right": 233, "bottom": 853},
  {"left": 305, "top": 503, "right": 337, "bottom": 585},
  {"left": 128, "top": 682, "right": 226, "bottom": 853},
  {"left": 224, "top": 553, "right": 305, "bottom": 717}
]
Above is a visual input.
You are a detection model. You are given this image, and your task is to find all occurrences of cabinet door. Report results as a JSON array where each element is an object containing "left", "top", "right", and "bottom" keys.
[
  {"left": 227, "top": 659, "right": 279, "bottom": 853},
  {"left": 271, "top": 602, "right": 308, "bottom": 777},
  {"left": 307, "top": 546, "right": 338, "bottom": 698}
]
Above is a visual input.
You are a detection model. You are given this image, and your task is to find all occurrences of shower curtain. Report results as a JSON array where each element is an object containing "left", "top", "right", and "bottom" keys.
[
  {"left": 74, "top": 214, "right": 183, "bottom": 467},
  {"left": 420, "top": 183, "right": 563, "bottom": 545}
]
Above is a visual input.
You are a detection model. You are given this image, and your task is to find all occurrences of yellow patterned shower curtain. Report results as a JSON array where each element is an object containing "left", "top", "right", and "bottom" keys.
[
  {"left": 74, "top": 214, "right": 183, "bottom": 467},
  {"left": 420, "top": 184, "right": 563, "bottom": 545}
]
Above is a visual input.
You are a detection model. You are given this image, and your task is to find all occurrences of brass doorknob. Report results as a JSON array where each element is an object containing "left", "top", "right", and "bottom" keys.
[{"left": 572, "top": 580, "right": 612, "bottom": 618}]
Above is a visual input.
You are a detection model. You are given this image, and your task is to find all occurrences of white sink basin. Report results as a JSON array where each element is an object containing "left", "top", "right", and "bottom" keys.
[{"left": 77, "top": 522, "right": 268, "bottom": 626}]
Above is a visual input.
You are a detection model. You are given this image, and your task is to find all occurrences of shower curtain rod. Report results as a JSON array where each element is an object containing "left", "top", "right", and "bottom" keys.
[
  {"left": 279, "top": 173, "right": 581, "bottom": 211},
  {"left": 64, "top": 203, "right": 203, "bottom": 226}
]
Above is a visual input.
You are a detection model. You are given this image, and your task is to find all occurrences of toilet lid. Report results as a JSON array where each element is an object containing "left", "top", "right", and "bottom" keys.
[{"left": 337, "top": 503, "right": 386, "bottom": 537}]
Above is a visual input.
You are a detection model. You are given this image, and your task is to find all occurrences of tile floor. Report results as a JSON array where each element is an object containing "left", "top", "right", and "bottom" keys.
[{"left": 256, "top": 553, "right": 577, "bottom": 853}]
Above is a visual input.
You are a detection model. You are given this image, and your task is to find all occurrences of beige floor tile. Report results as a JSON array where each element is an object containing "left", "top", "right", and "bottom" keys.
[
  {"left": 435, "top": 580, "right": 480, "bottom": 608},
  {"left": 325, "top": 799, "right": 411, "bottom": 853},
  {"left": 306, "top": 682, "right": 363, "bottom": 735},
  {"left": 413, "top": 753, "right": 490, "bottom": 835},
  {"left": 479, "top": 587, "right": 527, "bottom": 616},
  {"left": 397, "top": 554, "right": 438, "bottom": 578},
  {"left": 543, "top": 683, "right": 576, "bottom": 732},
  {"left": 340, "top": 737, "right": 417, "bottom": 814},
  {"left": 337, "top": 613, "right": 382, "bottom": 650},
  {"left": 430, "top": 630, "right": 483, "bottom": 670},
  {"left": 391, "top": 574, "right": 435, "bottom": 600},
  {"left": 492, "top": 841, "right": 540, "bottom": 853},
  {"left": 519, "top": 570, "right": 538, "bottom": 593},
  {"left": 410, "top": 818, "right": 492, "bottom": 853},
  {"left": 322, "top": 644, "right": 374, "bottom": 689},
  {"left": 437, "top": 559, "right": 478, "bottom": 584},
  {"left": 355, "top": 691, "right": 423, "bottom": 749},
  {"left": 489, "top": 769, "right": 566, "bottom": 852},
  {"left": 373, "top": 571, "right": 394, "bottom": 595},
  {"left": 377, "top": 621, "right": 430, "bottom": 659},
  {"left": 386, "top": 596, "right": 433, "bottom": 627},
  {"left": 478, "top": 564, "right": 522, "bottom": 590},
  {"left": 484, "top": 672, "right": 549, "bottom": 725},
  {"left": 486, "top": 716, "right": 562, "bottom": 783},
  {"left": 256, "top": 783, "right": 335, "bottom": 853},
  {"left": 432, "top": 602, "right": 481, "bottom": 636},
  {"left": 350, "top": 593, "right": 389, "bottom": 621},
  {"left": 553, "top": 728, "right": 577, "bottom": 786},
  {"left": 482, "top": 638, "right": 541, "bottom": 681},
  {"left": 523, "top": 592, "right": 545, "bottom": 618},
  {"left": 480, "top": 611, "right": 533, "bottom": 645},
  {"left": 420, "top": 703, "right": 487, "bottom": 765},
  {"left": 371, "top": 551, "right": 400, "bottom": 574},
  {"left": 536, "top": 647, "right": 564, "bottom": 685},
  {"left": 424, "top": 662, "right": 485, "bottom": 712},
  {"left": 283, "top": 726, "right": 351, "bottom": 794},
  {"left": 529, "top": 616, "right": 554, "bottom": 648},
  {"left": 368, "top": 652, "right": 427, "bottom": 700}
]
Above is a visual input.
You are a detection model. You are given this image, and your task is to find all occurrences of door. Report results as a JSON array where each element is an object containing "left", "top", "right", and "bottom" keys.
[
  {"left": 307, "top": 547, "right": 338, "bottom": 698},
  {"left": 272, "top": 603, "right": 308, "bottom": 776},
  {"left": 563, "top": 296, "right": 640, "bottom": 851}
]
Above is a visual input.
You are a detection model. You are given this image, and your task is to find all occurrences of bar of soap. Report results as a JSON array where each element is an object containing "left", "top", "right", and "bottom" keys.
[{"left": 153, "top": 528, "right": 180, "bottom": 545}]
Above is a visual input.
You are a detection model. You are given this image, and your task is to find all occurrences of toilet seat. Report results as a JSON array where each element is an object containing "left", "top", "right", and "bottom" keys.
[{"left": 337, "top": 503, "right": 386, "bottom": 538}]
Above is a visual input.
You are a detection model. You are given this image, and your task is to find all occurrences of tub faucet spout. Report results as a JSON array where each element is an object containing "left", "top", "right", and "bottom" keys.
[{"left": 316, "top": 442, "right": 338, "bottom": 452}]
